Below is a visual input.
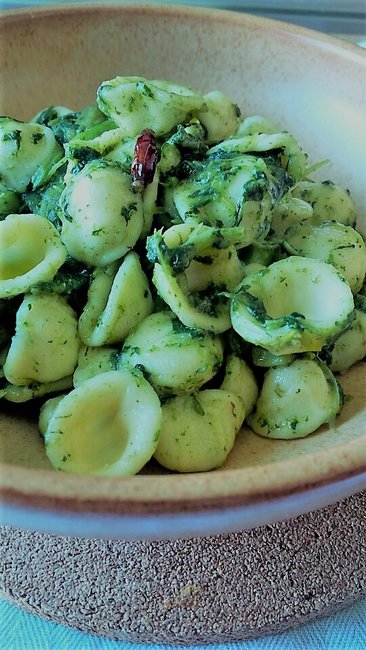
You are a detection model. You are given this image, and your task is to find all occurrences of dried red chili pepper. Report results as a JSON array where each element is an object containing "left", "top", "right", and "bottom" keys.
[{"left": 131, "top": 129, "right": 159, "bottom": 192}]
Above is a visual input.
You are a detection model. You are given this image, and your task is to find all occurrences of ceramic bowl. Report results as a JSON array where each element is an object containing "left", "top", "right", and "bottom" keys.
[{"left": 0, "top": 3, "right": 365, "bottom": 540}]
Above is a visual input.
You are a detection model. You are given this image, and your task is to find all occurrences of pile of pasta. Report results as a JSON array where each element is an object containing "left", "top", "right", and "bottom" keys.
[{"left": 0, "top": 76, "right": 365, "bottom": 476}]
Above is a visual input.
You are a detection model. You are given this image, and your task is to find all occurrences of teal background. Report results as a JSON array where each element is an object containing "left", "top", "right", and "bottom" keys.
[{"left": 1, "top": 596, "right": 366, "bottom": 649}]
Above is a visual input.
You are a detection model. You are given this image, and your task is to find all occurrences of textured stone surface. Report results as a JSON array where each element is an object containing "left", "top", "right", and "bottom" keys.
[{"left": 1, "top": 491, "right": 365, "bottom": 644}]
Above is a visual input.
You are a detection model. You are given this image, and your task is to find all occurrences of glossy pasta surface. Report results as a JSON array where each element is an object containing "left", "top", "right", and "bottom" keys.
[{"left": 0, "top": 76, "right": 365, "bottom": 476}]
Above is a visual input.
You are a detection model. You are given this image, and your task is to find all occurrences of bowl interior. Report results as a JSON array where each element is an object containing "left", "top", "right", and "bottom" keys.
[{"left": 0, "top": 3, "right": 365, "bottom": 516}]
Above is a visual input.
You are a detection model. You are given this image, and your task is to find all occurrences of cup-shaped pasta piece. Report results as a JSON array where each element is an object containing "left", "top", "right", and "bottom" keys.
[
  {"left": 247, "top": 357, "right": 342, "bottom": 439},
  {"left": 0, "top": 213, "right": 67, "bottom": 298},
  {"left": 284, "top": 221, "right": 366, "bottom": 294},
  {"left": 44, "top": 369, "right": 162, "bottom": 476},
  {"left": 154, "top": 389, "right": 245, "bottom": 472},
  {"left": 270, "top": 197, "right": 313, "bottom": 238},
  {"left": 231, "top": 256, "right": 354, "bottom": 355},
  {"left": 120, "top": 310, "right": 224, "bottom": 396},
  {"left": 159, "top": 141, "right": 181, "bottom": 176},
  {"left": 169, "top": 153, "right": 275, "bottom": 240},
  {"left": 3, "top": 293, "right": 79, "bottom": 385},
  {"left": 73, "top": 345, "right": 118, "bottom": 387},
  {"left": 60, "top": 160, "right": 144, "bottom": 266},
  {"left": 184, "top": 246, "right": 245, "bottom": 293},
  {"left": 152, "top": 261, "right": 233, "bottom": 334},
  {"left": 0, "top": 117, "right": 63, "bottom": 192},
  {"left": 292, "top": 180, "right": 357, "bottom": 227},
  {"left": 197, "top": 90, "right": 240, "bottom": 143},
  {"left": 325, "top": 307, "right": 366, "bottom": 374},
  {"left": 68, "top": 128, "right": 159, "bottom": 239},
  {"left": 1, "top": 375, "right": 73, "bottom": 403},
  {"left": 38, "top": 395, "right": 65, "bottom": 436},
  {"left": 97, "top": 76, "right": 205, "bottom": 137},
  {"left": 155, "top": 222, "right": 246, "bottom": 260},
  {"left": 78, "top": 252, "right": 153, "bottom": 346},
  {"left": 147, "top": 225, "right": 245, "bottom": 334},
  {"left": 160, "top": 221, "right": 245, "bottom": 293},
  {"left": 237, "top": 115, "right": 278, "bottom": 136},
  {"left": 220, "top": 354, "right": 258, "bottom": 416},
  {"left": 208, "top": 129, "right": 308, "bottom": 181}
]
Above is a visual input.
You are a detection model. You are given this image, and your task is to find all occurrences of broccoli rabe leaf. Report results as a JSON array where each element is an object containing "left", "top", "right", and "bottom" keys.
[
  {"left": 167, "top": 152, "right": 290, "bottom": 237},
  {"left": 30, "top": 267, "right": 90, "bottom": 297},
  {"left": 23, "top": 165, "right": 67, "bottom": 230},
  {"left": 25, "top": 257, "right": 90, "bottom": 323},
  {"left": 146, "top": 224, "right": 248, "bottom": 276},
  {"left": 46, "top": 104, "right": 110, "bottom": 145},
  {"left": 29, "top": 255, "right": 90, "bottom": 301},
  {"left": 0, "top": 181, "right": 22, "bottom": 219},
  {"left": 66, "top": 121, "right": 129, "bottom": 172},
  {"left": 33, "top": 105, "right": 72, "bottom": 127},
  {"left": 167, "top": 121, "right": 208, "bottom": 156}
]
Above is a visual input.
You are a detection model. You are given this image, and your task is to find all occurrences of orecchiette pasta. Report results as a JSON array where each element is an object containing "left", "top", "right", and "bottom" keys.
[
  {"left": 1, "top": 376, "right": 73, "bottom": 404},
  {"left": 96, "top": 77, "right": 206, "bottom": 137},
  {"left": 208, "top": 129, "right": 308, "bottom": 180},
  {"left": 154, "top": 389, "right": 245, "bottom": 472},
  {"left": 147, "top": 224, "right": 247, "bottom": 334},
  {"left": 119, "top": 310, "right": 224, "bottom": 396},
  {"left": 284, "top": 221, "right": 366, "bottom": 294},
  {"left": 169, "top": 153, "right": 277, "bottom": 237},
  {"left": 78, "top": 252, "right": 153, "bottom": 346},
  {"left": 0, "top": 117, "right": 63, "bottom": 192},
  {"left": 0, "top": 75, "right": 364, "bottom": 476},
  {"left": 270, "top": 197, "right": 314, "bottom": 238},
  {"left": 44, "top": 369, "right": 162, "bottom": 476},
  {"left": 291, "top": 180, "right": 357, "bottom": 227},
  {"left": 325, "top": 307, "right": 366, "bottom": 374},
  {"left": 0, "top": 213, "right": 67, "bottom": 298},
  {"left": 59, "top": 160, "right": 144, "bottom": 266},
  {"left": 247, "top": 357, "right": 342, "bottom": 439},
  {"left": 197, "top": 90, "right": 240, "bottom": 144},
  {"left": 73, "top": 345, "right": 118, "bottom": 387},
  {"left": 220, "top": 354, "right": 258, "bottom": 416},
  {"left": 3, "top": 293, "right": 79, "bottom": 384},
  {"left": 231, "top": 256, "right": 354, "bottom": 355}
]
